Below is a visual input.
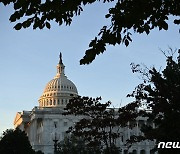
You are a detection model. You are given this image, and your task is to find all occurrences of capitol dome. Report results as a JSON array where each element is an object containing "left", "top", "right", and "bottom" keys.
[{"left": 38, "top": 53, "right": 78, "bottom": 108}]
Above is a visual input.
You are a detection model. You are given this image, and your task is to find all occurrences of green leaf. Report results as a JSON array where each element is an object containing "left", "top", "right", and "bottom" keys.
[
  {"left": 162, "top": 21, "right": 168, "bottom": 30},
  {"left": 125, "top": 39, "right": 129, "bottom": 47},
  {"left": 127, "top": 35, "right": 132, "bottom": 42},
  {"left": 14, "top": 2, "right": 21, "bottom": 10},
  {"left": 174, "top": 19, "right": 180, "bottom": 25},
  {"left": 14, "top": 23, "right": 22, "bottom": 30},
  {"left": 46, "top": 22, "right": 51, "bottom": 29},
  {"left": 9, "top": 14, "right": 17, "bottom": 22},
  {"left": 105, "top": 14, "right": 111, "bottom": 18}
]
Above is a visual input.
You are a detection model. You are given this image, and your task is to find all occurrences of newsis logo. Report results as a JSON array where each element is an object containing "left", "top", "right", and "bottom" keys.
[{"left": 158, "top": 142, "right": 180, "bottom": 148}]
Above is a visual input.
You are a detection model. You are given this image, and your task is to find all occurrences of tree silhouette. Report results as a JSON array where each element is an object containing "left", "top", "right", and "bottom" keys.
[
  {"left": 0, "top": 128, "right": 43, "bottom": 154},
  {"left": 64, "top": 96, "right": 139, "bottom": 153},
  {"left": 1, "top": 0, "right": 179, "bottom": 64},
  {"left": 63, "top": 49, "right": 180, "bottom": 153},
  {"left": 128, "top": 49, "right": 180, "bottom": 154},
  {"left": 57, "top": 135, "right": 100, "bottom": 154}
]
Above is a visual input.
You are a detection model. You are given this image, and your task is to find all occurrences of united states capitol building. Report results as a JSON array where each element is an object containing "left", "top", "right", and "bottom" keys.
[{"left": 14, "top": 53, "right": 156, "bottom": 154}]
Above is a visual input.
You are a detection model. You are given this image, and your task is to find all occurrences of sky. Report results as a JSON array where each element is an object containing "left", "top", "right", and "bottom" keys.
[{"left": 0, "top": 2, "right": 179, "bottom": 134}]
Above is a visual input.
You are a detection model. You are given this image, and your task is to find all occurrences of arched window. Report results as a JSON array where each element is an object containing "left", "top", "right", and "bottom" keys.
[
  {"left": 132, "top": 150, "right": 137, "bottom": 154},
  {"left": 54, "top": 121, "right": 57, "bottom": 128},
  {"left": 124, "top": 150, "right": 128, "bottom": 154},
  {"left": 140, "top": 149, "right": 146, "bottom": 154},
  {"left": 150, "top": 149, "right": 155, "bottom": 154}
]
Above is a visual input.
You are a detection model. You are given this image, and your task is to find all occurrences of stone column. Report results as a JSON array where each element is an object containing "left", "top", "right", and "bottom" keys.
[
  {"left": 137, "top": 148, "right": 141, "bottom": 154},
  {"left": 33, "top": 119, "right": 37, "bottom": 146},
  {"left": 146, "top": 147, "right": 150, "bottom": 154},
  {"left": 136, "top": 121, "right": 139, "bottom": 136},
  {"left": 127, "top": 121, "right": 130, "bottom": 139}
]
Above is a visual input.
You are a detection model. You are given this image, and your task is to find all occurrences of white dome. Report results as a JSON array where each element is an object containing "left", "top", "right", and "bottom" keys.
[
  {"left": 38, "top": 53, "right": 78, "bottom": 108},
  {"left": 43, "top": 76, "right": 78, "bottom": 94}
]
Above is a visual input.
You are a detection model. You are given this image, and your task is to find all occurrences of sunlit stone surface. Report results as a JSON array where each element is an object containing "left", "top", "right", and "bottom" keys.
[{"left": 14, "top": 53, "right": 156, "bottom": 154}]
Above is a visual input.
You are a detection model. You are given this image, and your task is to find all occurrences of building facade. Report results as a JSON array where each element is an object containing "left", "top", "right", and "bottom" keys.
[{"left": 14, "top": 53, "right": 155, "bottom": 154}]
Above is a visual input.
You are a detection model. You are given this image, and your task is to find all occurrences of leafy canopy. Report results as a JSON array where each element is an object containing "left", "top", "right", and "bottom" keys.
[
  {"left": 64, "top": 96, "right": 139, "bottom": 153},
  {"left": 0, "top": 128, "right": 43, "bottom": 154},
  {"left": 128, "top": 49, "right": 180, "bottom": 153},
  {"left": 1, "top": 0, "right": 180, "bottom": 64},
  {"left": 63, "top": 49, "right": 180, "bottom": 154},
  {"left": 57, "top": 135, "right": 100, "bottom": 154}
]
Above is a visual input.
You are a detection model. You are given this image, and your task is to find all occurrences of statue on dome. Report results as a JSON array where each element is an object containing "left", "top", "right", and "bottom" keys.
[{"left": 59, "top": 52, "right": 63, "bottom": 64}]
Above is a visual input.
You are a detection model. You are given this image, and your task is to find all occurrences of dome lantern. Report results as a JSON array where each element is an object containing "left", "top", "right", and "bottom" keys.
[
  {"left": 55, "top": 52, "right": 65, "bottom": 79},
  {"left": 38, "top": 52, "right": 78, "bottom": 108}
]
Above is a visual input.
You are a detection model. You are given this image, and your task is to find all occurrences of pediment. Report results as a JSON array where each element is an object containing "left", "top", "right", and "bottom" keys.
[{"left": 14, "top": 112, "right": 23, "bottom": 127}]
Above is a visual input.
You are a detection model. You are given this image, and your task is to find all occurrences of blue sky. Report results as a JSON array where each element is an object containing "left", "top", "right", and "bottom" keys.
[{"left": 0, "top": 2, "right": 179, "bottom": 134}]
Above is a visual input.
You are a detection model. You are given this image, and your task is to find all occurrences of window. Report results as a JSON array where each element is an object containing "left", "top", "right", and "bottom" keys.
[
  {"left": 150, "top": 149, "right": 155, "bottom": 154},
  {"left": 121, "top": 136, "right": 124, "bottom": 142},
  {"left": 140, "top": 150, "right": 146, "bottom": 154},
  {"left": 54, "top": 122, "right": 57, "bottom": 128},
  {"left": 64, "top": 122, "right": 68, "bottom": 126},
  {"left": 124, "top": 150, "right": 128, "bottom": 154},
  {"left": 132, "top": 150, "right": 137, "bottom": 154}
]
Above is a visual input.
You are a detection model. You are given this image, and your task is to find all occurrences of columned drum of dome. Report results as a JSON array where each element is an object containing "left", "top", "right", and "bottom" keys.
[{"left": 38, "top": 53, "right": 78, "bottom": 108}]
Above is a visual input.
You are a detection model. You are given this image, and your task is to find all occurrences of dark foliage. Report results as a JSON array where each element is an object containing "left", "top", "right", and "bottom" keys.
[
  {"left": 57, "top": 135, "right": 100, "bottom": 154},
  {"left": 1, "top": 0, "right": 179, "bottom": 64},
  {"left": 64, "top": 96, "right": 121, "bottom": 153},
  {"left": 128, "top": 49, "right": 180, "bottom": 153},
  {"left": 64, "top": 96, "right": 140, "bottom": 153},
  {"left": 63, "top": 49, "right": 180, "bottom": 153},
  {"left": 0, "top": 128, "right": 43, "bottom": 154}
]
